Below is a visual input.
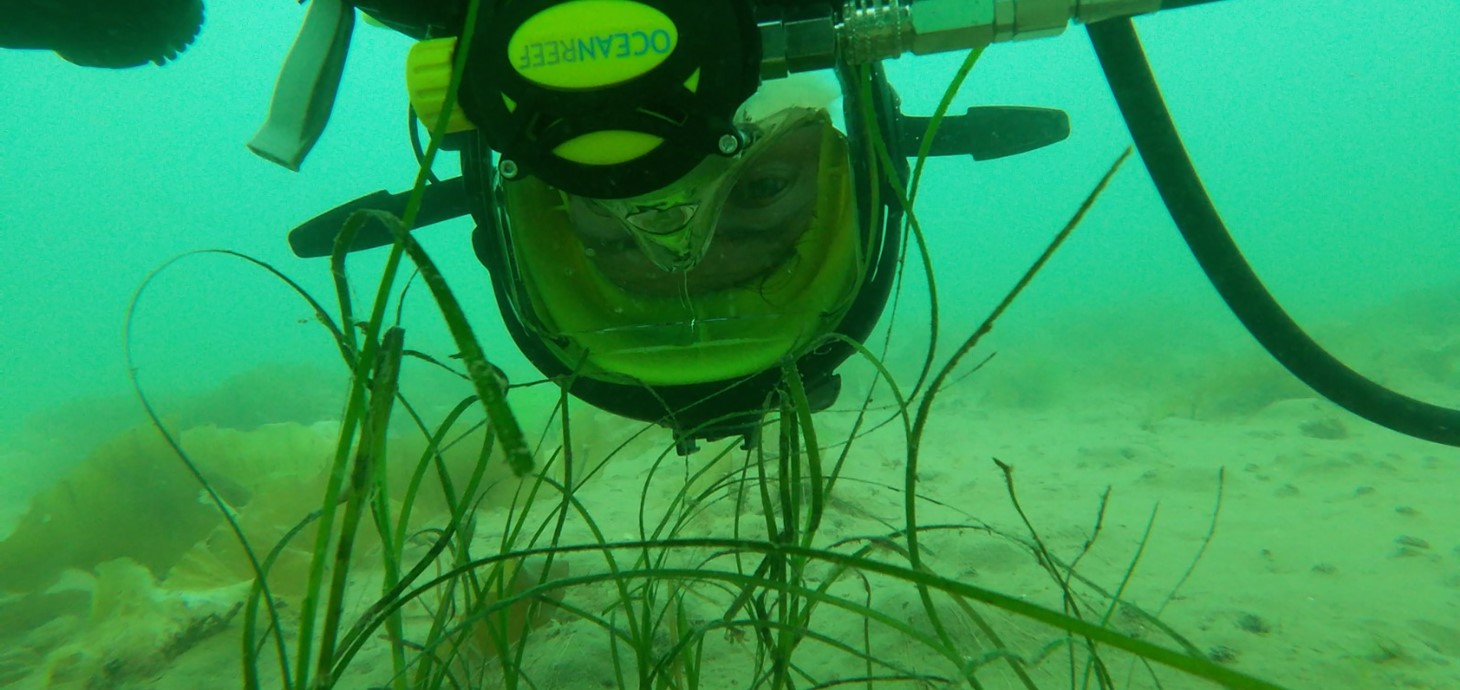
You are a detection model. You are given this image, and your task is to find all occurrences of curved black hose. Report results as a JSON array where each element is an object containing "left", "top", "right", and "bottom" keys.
[{"left": 1086, "top": 17, "right": 1460, "bottom": 446}]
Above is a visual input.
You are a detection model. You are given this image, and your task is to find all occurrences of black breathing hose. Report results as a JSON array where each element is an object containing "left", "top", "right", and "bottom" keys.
[{"left": 1085, "top": 17, "right": 1460, "bottom": 447}]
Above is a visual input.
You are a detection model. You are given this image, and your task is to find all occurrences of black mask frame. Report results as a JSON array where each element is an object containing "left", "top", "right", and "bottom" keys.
[{"left": 463, "top": 62, "right": 910, "bottom": 454}]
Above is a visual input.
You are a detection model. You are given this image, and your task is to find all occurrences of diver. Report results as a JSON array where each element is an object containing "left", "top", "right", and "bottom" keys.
[
  {"left": 285, "top": 0, "right": 1460, "bottom": 452},
  {"left": 0, "top": 0, "right": 205, "bottom": 68},
  {"left": 19, "top": 0, "right": 1460, "bottom": 451}
]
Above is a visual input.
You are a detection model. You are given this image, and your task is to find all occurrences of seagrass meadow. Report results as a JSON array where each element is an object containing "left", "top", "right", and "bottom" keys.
[{"left": 1, "top": 2, "right": 1457, "bottom": 689}]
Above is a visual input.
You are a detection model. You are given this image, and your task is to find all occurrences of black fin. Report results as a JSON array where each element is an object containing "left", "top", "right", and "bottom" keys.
[{"left": 2, "top": 0, "right": 206, "bottom": 68}]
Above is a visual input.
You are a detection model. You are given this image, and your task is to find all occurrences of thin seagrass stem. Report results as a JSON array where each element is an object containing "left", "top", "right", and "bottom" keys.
[{"left": 316, "top": 326, "right": 406, "bottom": 682}]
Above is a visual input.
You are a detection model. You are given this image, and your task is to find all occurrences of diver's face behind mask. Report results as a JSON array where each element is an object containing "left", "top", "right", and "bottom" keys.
[
  {"left": 564, "top": 108, "right": 828, "bottom": 296},
  {"left": 496, "top": 106, "right": 865, "bottom": 387}
]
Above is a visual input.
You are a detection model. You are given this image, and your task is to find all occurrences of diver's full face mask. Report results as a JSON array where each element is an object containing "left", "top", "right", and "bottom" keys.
[{"left": 496, "top": 106, "right": 864, "bottom": 387}]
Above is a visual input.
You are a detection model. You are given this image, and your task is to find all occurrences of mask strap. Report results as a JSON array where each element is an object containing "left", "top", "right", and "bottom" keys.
[{"left": 249, "top": 0, "right": 356, "bottom": 171}]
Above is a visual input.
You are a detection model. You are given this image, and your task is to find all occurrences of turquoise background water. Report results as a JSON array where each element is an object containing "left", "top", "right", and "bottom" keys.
[{"left": 1, "top": 0, "right": 1456, "bottom": 445}]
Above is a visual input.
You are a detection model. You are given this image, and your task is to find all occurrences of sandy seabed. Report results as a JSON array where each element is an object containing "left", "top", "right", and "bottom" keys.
[{"left": 1, "top": 308, "right": 1456, "bottom": 690}]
